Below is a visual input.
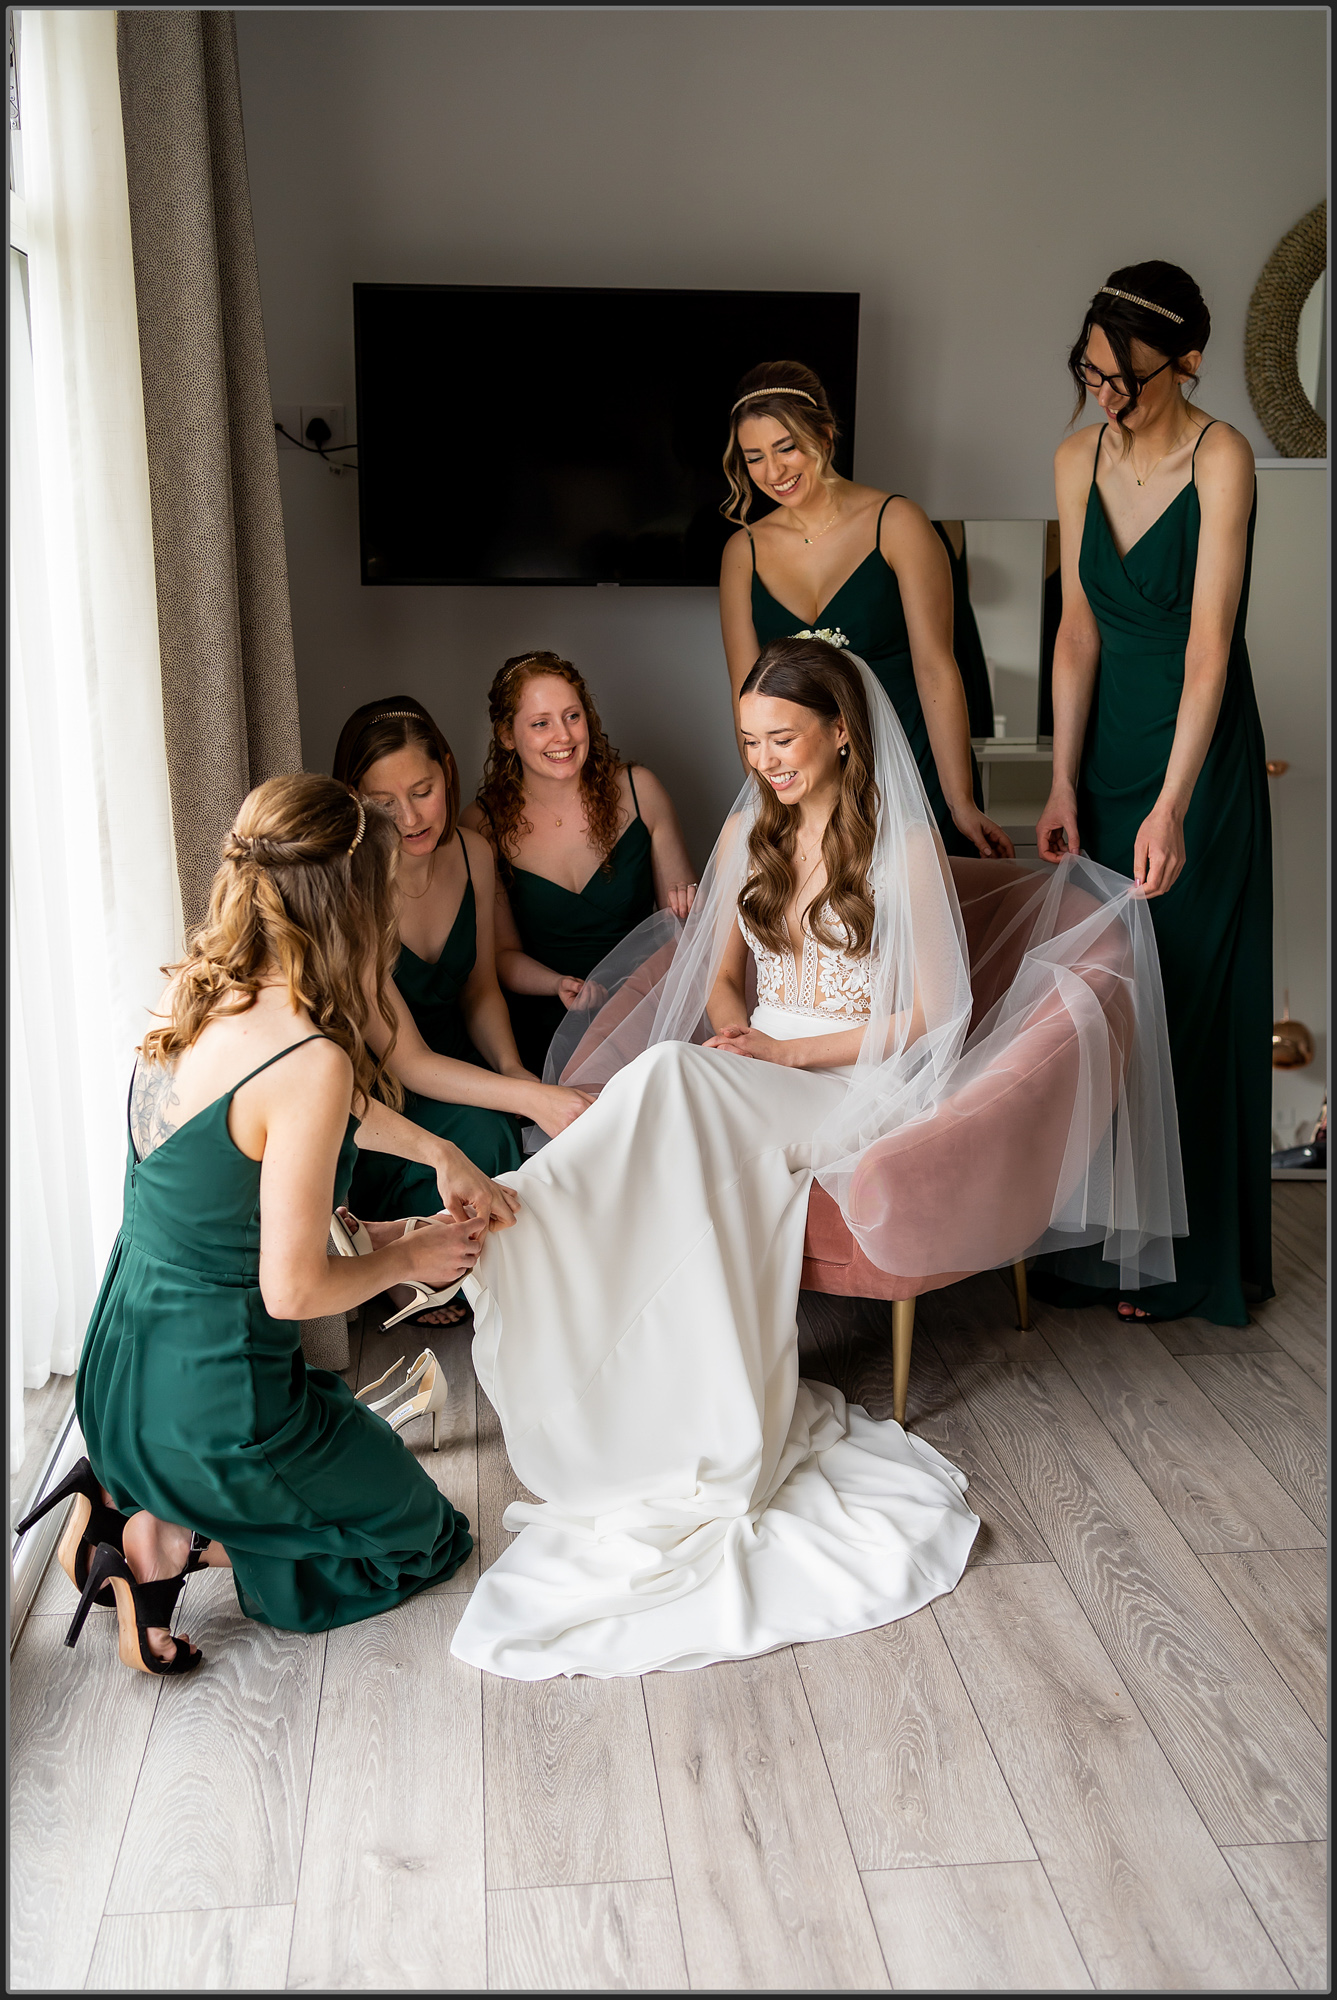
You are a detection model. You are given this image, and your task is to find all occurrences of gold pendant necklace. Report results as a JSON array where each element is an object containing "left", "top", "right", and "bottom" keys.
[
  {"left": 797, "top": 503, "right": 840, "bottom": 545},
  {"left": 1131, "top": 420, "right": 1192, "bottom": 487}
]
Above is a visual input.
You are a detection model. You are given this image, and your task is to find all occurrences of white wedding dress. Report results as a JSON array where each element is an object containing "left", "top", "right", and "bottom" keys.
[{"left": 448, "top": 913, "right": 980, "bottom": 1682}]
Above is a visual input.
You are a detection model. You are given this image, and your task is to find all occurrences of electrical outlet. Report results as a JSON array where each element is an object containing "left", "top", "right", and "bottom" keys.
[
  {"left": 300, "top": 404, "right": 346, "bottom": 450},
  {"left": 273, "top": 403, "right": 302, "bottom": 450}
]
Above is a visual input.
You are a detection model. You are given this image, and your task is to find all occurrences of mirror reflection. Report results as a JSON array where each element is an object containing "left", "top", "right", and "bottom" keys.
[
  {"left": 1295, "top": 268, "right": 1326, "bottom": 420},
  {"left": 940, "top": 519, "right": 1047, "bottom": 742}
]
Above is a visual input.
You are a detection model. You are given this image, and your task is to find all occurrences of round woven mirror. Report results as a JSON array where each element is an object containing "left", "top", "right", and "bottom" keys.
[{"left": 1245, "top": 200, "right": 1327, "bottom": 458}]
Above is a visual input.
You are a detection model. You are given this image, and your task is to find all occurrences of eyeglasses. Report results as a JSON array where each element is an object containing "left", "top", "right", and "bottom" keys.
[{"left": 1078, "top": 356, "right": 1173, "bottom": 399}]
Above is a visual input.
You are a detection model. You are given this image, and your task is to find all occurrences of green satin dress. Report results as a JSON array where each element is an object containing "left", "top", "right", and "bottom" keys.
[
  {"left": 749, "top": 496, "right": 984, "bottom": 857},
  {"left": 349, "top": 835, "right": 524, "bottom": 1218},
  {"left": 503, "top": 770, "right": 657, "bottom": 1076},
  {"left": 1031, "top": 422, "right": 1273, "bottom": 1326},
  {"left": 76, "top": 1039, "right": 472, "bottom": 1634}
]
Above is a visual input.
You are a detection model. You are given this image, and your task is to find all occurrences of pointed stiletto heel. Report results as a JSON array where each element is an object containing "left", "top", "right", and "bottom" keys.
[
  {"left": 66, "top": 1540, "right": 207, "bottom": 1675},
  {"left": 16, "top": 1456, "right": 130, "bottom": 1608},
  {"left": 381, "top": 1351, "right": 449, "bottom": 1452}
]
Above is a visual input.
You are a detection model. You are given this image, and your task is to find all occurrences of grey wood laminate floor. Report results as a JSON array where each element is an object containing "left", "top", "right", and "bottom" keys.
[{"left": 10, "top": 1187, "right": 1328, "bottom": 1992}]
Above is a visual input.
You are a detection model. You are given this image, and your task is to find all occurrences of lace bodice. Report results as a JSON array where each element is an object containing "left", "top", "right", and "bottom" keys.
[{"left": 739, "top": 910, "right": 873, "bottom": 1024}]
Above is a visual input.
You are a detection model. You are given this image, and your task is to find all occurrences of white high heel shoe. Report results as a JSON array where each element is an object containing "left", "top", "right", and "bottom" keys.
[
  {"left": 330, "top": 1211, "right": 468, "bottom": 1332},
  {"left": 379, "top": 1216, "right": 467, "bottom": 1332},
  {"left": 382, "top": 1349, "right": 450, "bottom": 1452},
  {"left": 354, "top": 1348, "right": 433, "bottom": 1414}
]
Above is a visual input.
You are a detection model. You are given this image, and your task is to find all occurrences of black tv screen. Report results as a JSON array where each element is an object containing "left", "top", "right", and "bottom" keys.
[{"left": 354, "top": 284, "right": 860, "bottom": 585}]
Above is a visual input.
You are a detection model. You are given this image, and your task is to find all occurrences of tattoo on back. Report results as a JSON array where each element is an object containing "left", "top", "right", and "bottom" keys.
[{"left": 131, "top": 1058, "right": 181, "bottom": 1160}]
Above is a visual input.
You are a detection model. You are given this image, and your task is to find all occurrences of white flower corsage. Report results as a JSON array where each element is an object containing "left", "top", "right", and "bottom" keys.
[{"left": 793, "top": 627, "right": 850, "bottom": 649}]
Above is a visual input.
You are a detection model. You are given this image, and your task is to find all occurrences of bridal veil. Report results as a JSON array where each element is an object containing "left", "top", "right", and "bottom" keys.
[{"left": 545, "top": 656, "right": 1186, "bottom": 1289}]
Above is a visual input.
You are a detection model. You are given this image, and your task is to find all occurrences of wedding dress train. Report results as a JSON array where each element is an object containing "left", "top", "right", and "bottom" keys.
[{"left": 449, "top": 1002, "right": 979, "bottom": 1682}]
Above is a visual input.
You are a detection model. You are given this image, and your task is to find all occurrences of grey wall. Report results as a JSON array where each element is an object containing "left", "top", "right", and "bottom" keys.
[{"left": 236, "top": 7, "right": 1327, "bottom": 861}]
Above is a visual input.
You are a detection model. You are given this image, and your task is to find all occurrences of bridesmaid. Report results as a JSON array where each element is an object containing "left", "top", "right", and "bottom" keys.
[
  {"left": 1034, "top": 261, "right": 1272, "bottom": 1326},
  {"left": 461, "top": 652, "right": 698, "bottom": 1077},
  {"left": 333, "top": 697, "right": 591, "bottom": 1240},
  {"left": 718, "top": 359, "right": 1012, "bottom": 860},
  {"left": 53, "top": 775, "right": 502, "bottom": 1672}
]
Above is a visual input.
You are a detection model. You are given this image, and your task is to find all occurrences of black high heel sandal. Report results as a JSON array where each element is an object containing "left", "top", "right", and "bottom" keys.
[
  {"left": 15, "top": 1456, "right": 130, "bottom": 1608},
  {"left": 65, "top": 1535, "right": 211, "bottom": 1676}
]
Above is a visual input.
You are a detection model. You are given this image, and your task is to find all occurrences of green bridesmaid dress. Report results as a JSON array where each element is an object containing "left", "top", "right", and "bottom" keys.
[
  {"left": 1031, "top": 422, "right": 1273, "bottom": 1326},
  {"left": 349, "top": 835, "right": 524, "bottom": 1218},
  {"left": 76, "top": 1038, "right": 472, "bottom": 1634},
  {"left": 503, "top": 769, "right": 657, "bottom": 1076},
  {"left": 749, "top": 496, "right": 984, "bottom": 857}
]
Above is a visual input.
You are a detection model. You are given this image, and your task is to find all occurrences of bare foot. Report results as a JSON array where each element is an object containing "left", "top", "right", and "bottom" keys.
[
  {"left": 121, "top": 1510, "right": 199, "bottom": 1665},
  {"left": 1116, "top": 1299, "right": 1151, "bottom": 1321}
]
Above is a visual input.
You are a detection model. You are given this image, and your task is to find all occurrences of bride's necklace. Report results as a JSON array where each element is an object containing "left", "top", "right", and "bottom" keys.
[{"left": 399, "top": 849, "right": 437, "bottom": 900}]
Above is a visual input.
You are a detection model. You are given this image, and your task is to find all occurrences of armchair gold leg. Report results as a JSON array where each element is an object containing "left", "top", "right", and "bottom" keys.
[
  {"left": 1011, "top": 1260, "right": 1030, "bottom": 1331},
  {"left": 891, "top": 1296, "right": 916, "bottom": 1427}
]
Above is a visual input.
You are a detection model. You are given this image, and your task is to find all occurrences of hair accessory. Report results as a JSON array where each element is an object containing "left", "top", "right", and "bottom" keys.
[
  {"left": 348, "top": 797, "right": 366, "bottom": 854},
  {"left": 373, "top": 709, "right": 426, "bottom": 721},
  {"left": 1098, "top": 287, "right": 1185, "bottom": 326},
  {"left": 731, "top": 387, "right": 819, "bottom": 415}
]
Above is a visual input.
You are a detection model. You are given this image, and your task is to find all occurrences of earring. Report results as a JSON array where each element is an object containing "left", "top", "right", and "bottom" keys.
[{"left": 839, "top": 744, "right": 850, "bottom": 761}]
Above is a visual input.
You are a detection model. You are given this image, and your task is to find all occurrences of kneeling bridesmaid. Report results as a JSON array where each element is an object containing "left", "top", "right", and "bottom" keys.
[
  {"left": 61, "top": 775, "right": 514, "bottom": 1674},
  {"left": 461, "top": 651, "right": 698, "bottom": 1077}
]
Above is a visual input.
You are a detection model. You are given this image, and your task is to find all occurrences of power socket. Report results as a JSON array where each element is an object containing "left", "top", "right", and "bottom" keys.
[
  {"left": 273, "top": 404, "right": 348, "bottom": 452},
  {"left": 301, "top": 404, "right": 345, "bottom": 450},
  {"left": 273, "top": 403, "right": 302, "bottom": 450}
]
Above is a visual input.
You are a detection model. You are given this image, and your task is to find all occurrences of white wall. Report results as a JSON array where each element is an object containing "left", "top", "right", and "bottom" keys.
[
  {"left": 235, "top": 5, "right": 1326, "bottom": 868},
  {"left": 1249, "top": 468, "right": 1328, "bottom": 1146}
]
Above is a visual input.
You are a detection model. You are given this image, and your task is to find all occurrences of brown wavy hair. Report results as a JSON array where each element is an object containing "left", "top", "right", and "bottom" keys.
[
  {"left": 139, "top": 774, "right": 404, "bottom": 1113},
  {"left": 331, "top": 696, "right": 461, "bottom": 848},
  {"left": 737, "top": 638, "right": 878, "bottom": 958},
  {"left": 476, "top": 653, "right": 628, "bottom": 879},
  {"left": 721, "top": 360, "right": 840, "bottom": 527}
]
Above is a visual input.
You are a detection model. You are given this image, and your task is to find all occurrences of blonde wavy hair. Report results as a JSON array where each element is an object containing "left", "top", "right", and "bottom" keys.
[
  {"left": 721, "top": 360, "right": 840, "bottom": 528},
  {"left": 737, "top": 638, "right": 878, "bottom": 959},
  {"left": 140, "top": 774, "right": 405, "bottom": 1113},
  {"left": 475, "top": 653, "right": 628, "bottom": 880}
]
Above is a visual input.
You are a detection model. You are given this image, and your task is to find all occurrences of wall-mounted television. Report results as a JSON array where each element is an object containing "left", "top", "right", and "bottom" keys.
[{"left": 353, "top": 283, "right": 859, "bottom": 585}]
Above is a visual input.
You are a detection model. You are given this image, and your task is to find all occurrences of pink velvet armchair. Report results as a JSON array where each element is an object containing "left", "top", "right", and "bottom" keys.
[{"left": 801, "top": 858, "right": 1135, "bottom": 1423}]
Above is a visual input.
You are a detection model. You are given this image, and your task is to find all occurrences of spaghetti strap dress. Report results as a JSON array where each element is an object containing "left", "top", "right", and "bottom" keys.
[
  {"left": 349, "top": 833, "right": 525, "bottom": 1218},
  {"left": 1030, "top": 422, "right": 1273, "bottom": 1326},
  {"left": 749, "top": 496, "right": 984, "bottom": 857},
  {"left": 75, "top": 1037, "right": 472, "bottom": 1633},
  {"left": 503, "top": 768, "right": 658, "bottom": 1076},
  {"left": 932, "top": 520, "right": 996, "bottom": 740}
]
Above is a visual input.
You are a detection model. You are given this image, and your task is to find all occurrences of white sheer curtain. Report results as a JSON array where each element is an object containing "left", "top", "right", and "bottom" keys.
[{"left": 9, "top": 10, "right": 182, "bottom": 1467}]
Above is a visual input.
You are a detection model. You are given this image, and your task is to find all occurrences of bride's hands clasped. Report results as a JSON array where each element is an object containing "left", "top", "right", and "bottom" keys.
[{"left": 703, "top": 1023, "right": 788, "bottom": 1064}]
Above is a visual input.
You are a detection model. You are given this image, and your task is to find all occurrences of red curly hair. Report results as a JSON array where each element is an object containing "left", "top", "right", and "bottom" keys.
[{"left": 475, "top": 653, "right": 628, "bottom": 878}]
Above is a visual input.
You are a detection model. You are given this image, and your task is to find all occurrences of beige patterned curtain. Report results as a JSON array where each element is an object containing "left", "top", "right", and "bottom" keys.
[
  {"left": 116, "top": 12, "right": 348, "bottom": 1371},
  {"left": 116, "top": 9, "right": 302, "bottom": 930}
]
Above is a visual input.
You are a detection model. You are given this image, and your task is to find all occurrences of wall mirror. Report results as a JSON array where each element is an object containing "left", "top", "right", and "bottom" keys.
[
  {"left": 939, "top": 519, "right": 1048, "bottom": 742},
  {"left": 1245, "top": 198, "right": 1327, "bottom": 458}
]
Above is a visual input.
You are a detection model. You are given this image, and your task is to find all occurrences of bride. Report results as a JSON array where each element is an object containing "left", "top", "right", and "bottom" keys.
[{"left": 361, "top": 638, "right": 1181, "bottom": 1680}]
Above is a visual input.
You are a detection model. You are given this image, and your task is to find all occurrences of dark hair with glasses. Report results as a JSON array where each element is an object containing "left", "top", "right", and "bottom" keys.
[{"left": 1067, "top": 261, "right": 1211, "bottom": 436}]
